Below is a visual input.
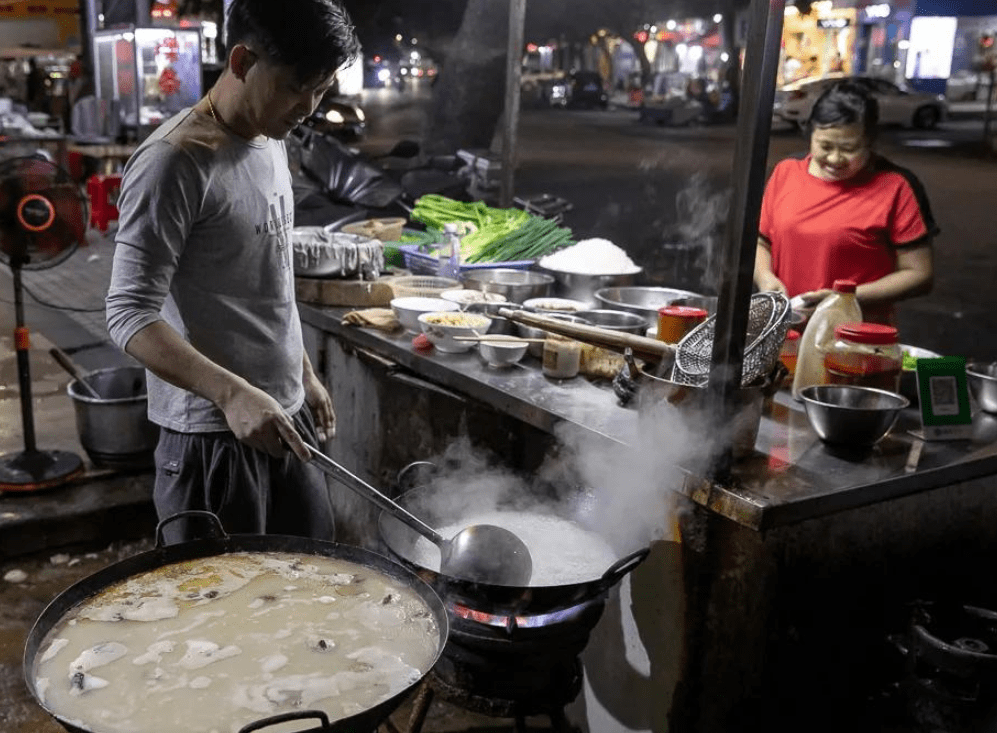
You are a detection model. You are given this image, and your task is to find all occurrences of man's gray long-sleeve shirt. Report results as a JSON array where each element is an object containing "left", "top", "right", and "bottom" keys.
[{"left": 106, "top": 109, "right": 304, "bottom": 433}]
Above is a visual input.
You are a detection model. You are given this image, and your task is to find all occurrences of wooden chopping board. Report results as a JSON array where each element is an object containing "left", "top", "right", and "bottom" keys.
[{"left": 295, "top": 276, "right": 397, "bottom": 307}]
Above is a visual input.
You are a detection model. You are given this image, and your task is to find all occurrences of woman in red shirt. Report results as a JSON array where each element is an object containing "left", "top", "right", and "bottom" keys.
[{"left": 754, "top": 80, "right": 937, "bottom": 324}]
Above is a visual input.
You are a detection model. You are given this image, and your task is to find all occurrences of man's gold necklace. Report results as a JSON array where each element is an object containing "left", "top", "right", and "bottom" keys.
[{"left": 206, "top": 90, "right": 238, "bottom": 135}]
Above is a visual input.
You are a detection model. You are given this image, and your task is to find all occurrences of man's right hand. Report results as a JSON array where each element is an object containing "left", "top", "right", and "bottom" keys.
[{"left": 219, "top": 382, "right": 310, "bottom": 460}]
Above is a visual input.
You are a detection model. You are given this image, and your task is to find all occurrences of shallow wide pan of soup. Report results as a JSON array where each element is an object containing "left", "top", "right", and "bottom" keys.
[{"left": 31, "top": 551, "right": 441, "bottom": 733}]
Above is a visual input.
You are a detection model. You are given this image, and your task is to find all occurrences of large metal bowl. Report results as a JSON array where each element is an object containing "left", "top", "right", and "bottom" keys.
[
  {"left": 799, "top": 385, "right": 909, "bottom": 448},
  {"left": 463, "top": 268, "right": 554, "bottom": 303},
  {"left": 538, "top": 268, "right": 641, "bottom": 308},
  {"left": 967, "top": 361, "right": 997, "bottom": 414},
  {"left": 595, "top": 286, "right": 716, "bottom": 320},
  {"left": 573, "top": 309, "right": 649, "bottom": 335}
]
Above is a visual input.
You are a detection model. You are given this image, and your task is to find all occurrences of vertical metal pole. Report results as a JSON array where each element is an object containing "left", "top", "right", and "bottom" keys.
[
  {"left": 500, "top": 0, "right": 527, "bottom": 208},
  {"left": 12, "top": 267, "right": 37, "bottom": 454},
  {"left": 706, "top": 0, "right": 786, "bottom": 480}
]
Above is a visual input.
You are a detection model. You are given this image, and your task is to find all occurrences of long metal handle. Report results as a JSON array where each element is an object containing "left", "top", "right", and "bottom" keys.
[
  {"left": 305, "top": 444, "right": 444, "bottom": 546},
  {"left": 49, "top": 346, "right": 102, "bottom": 399}
]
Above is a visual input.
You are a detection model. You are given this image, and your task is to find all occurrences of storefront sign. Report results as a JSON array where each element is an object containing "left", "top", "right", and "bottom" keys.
[
  {"left": 864, "top": 4, "right": 892, "bottom": 21},
  {"left": 817, "top": 17, "right": 852, "bottom": 29}
]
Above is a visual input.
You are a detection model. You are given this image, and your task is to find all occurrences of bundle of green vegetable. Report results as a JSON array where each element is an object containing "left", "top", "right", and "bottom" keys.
[{"left": 411, "top": 194, "right": 574, "bottom": 264}]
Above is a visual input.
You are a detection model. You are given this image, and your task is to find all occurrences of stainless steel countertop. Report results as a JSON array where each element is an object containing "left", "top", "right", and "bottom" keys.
[{"left": 300, "top": 303, "right": 997, "bottom": 531}]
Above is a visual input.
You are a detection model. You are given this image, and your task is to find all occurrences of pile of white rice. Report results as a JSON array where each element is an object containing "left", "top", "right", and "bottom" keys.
[{"left": 538, "top": 238, "right": 640, "bottom": 275}]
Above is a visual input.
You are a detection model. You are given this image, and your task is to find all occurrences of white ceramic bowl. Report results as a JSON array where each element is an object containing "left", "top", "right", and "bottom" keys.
[
  {"left": 418, "top": 312, "right": 493, "bottom": 353},
  {"left": 479, "top": 339, "right": 528, "bottom": 367},
  {"left": 391, "top": 297, "right": 459, "bottom": 333}
]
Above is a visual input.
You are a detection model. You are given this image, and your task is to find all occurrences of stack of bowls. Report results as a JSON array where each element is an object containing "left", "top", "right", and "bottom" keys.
[{"left": 391, "top": 297, "right": 459, "bottom": 333}]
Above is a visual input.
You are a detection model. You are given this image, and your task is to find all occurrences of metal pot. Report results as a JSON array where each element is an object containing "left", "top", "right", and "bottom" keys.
[
  {"left": 24, "top": 512, "right": 449, "bottom": 733},
  {"left": 377, "top": 472, "right": 650, "bottom": 615},
  {"left": 67, "top": 366, "right": 159, "bottom": 469}
]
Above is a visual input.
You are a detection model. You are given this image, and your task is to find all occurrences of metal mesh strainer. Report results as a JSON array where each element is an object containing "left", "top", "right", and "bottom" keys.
[{"left": 671, "top": 291, "right": 791, "bottom": 387}]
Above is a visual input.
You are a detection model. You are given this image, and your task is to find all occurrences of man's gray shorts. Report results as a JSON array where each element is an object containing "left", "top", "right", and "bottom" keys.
[{"left": 153, "top": 405, "right": 335, "bottom": 543}]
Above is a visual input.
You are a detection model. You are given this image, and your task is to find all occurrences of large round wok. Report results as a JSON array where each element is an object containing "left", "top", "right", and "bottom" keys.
[
  {"left": 24, "top": 511, "right": 449, "bottom": 733},
  {"left": 378, "top": 472, "right": 650, "bottom": 616}
]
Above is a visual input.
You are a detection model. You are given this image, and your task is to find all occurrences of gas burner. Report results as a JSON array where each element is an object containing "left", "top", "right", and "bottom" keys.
[{"left": 449, "top": 598, "right": 594, "bottom": 631}]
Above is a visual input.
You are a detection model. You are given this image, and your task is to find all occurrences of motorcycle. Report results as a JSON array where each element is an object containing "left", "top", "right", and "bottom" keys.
[{"left": 287, "top": 119, "right": 470, "bottom": 230}]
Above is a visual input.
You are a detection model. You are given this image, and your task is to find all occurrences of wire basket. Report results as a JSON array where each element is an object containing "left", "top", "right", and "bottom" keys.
[
  {"left": 389, "top": 275, "right": 462, "bottom": 299},
  {"left": 671, "top": 291, "right": 791, "bottom": 387}
]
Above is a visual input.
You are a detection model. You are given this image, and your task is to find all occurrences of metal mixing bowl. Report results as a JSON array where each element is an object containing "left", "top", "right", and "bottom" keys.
[
  {"left": 572, "top": 309, "right": 649, "bottom": 335},
  {"left": 595, "top": 286, "right": 716, "bottom": 320},
  {"left": 537, "top": 268, "right": 641, "bottom": 308},
  {"left": 799, "top": 385, "right": 909, "bottom": 448},
  {"left": 967, "top": 361, "right": 997, "bottom": 414},
  {"left": 463, "top": 269, "right": 554, "bottom": 303}
]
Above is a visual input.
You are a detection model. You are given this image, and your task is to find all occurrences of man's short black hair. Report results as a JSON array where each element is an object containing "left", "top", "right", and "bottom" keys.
[
  {"left": 807, "top": 79, "right": 879, "bottom": 142},
  {"left": 225, "top": 0, "right": 360, "bottom": 84}
]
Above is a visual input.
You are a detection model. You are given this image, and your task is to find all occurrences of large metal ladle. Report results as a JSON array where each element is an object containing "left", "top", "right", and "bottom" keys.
[{"left": 305, "top": 444, "right": 533, "bottom": 586}]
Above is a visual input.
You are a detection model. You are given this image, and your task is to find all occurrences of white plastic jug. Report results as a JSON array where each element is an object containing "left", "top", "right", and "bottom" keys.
[{"left": 791, "top": 279, "right": 862, "bottom": 400}]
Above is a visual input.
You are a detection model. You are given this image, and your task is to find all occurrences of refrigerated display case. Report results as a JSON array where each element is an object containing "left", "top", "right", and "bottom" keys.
[{"left": 93, "top": 26, "right": 202, "bottom": 139}]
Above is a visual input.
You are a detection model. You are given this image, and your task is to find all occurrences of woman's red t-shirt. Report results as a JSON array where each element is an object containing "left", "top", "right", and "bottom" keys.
[{"left": 759, "top": 154, "right": 938, "bottom": 302}]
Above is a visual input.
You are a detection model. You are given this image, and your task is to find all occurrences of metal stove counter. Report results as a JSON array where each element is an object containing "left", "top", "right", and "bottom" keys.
[{"left": 299, "top": 303, "right": 997, "bottom": 532}]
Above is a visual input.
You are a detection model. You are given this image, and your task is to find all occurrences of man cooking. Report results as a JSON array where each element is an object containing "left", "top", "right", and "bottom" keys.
[{"left": 106, "top": 0, "right": 360, "bottom": 541}]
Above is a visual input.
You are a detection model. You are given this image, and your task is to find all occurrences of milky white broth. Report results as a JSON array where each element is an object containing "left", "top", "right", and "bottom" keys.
[
  {"left": 408, "top": 510, "right": 617, "bottom": 586},
  {"left": 32, "top": 552, "right": 440, "bottom": 733}
]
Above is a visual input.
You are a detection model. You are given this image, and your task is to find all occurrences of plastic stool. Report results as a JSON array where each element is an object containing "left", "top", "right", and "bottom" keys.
[{"left": 87, "top": 174, "right": 122, "bottom": 232}]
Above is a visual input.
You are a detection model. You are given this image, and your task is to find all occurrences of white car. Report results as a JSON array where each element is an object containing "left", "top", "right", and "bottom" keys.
[{"left": 773, "top": 74, "right": 948, "bottom": 130}]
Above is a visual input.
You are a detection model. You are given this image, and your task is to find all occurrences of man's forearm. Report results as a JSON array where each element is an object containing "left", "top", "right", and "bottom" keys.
[{"left": 124, "top": 320, "right": 247, "bottom": 409}]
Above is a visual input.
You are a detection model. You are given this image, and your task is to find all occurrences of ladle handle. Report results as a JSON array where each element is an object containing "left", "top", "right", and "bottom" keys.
[
  {"left": 305, "top": 445, "right": 445, "bottom": 546},
  {"left": 49, "top": 346, "right": 101, "bottom": 399}
]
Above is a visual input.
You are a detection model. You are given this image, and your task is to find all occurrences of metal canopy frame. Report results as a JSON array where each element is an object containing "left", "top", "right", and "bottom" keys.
[{"left": 706, "top": 0, "right": 787, "bottom": 480}]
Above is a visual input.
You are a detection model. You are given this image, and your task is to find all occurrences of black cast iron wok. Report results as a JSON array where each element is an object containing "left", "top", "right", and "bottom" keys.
[
  {"left": 377, "top": 474, "right": 650, "bottom": 616},
  {"left": 24, "top": 511, "right": 449, "bottom": 733}
]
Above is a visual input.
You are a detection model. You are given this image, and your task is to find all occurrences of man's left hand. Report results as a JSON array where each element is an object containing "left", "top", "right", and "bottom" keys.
[{"left": 303, "top": 369, "right": 336, "bottom": 442}]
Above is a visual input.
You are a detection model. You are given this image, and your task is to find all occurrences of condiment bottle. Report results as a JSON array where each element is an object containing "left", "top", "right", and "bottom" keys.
[
  {"left": 823, "top": 322, "right": 903, "bottom": 392},
  {"left": 791, "top": 279, "right": 862, "bottom": 400},
  {"left": 438, "top": 223, "right": 461, "bottom": 279},
  {"left": 543, "top": 334, "right": 581, "bottom": 379},
  {"left": 779, "top": 328, "right": 801, "bottom": 378},
  {"left": 657, "top": 305, "right": 708, "bottom": 344}
]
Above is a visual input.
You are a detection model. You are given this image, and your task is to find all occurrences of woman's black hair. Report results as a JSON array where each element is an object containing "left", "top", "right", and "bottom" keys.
[
  {"left": 225, "top": 0, "right": 360, "bottom": 84},
  {"left": 806, "top": 80, "right": 879, "bottom": 141}
]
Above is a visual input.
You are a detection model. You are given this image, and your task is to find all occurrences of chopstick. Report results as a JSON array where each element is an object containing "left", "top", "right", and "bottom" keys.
[{"left": 453, "top": 335, "right": 545, "bottom": 344}]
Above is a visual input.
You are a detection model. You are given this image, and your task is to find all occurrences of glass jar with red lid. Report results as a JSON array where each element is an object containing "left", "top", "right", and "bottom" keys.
[{"left": 823, "top": 322, "right": 903, "bottom": 392}]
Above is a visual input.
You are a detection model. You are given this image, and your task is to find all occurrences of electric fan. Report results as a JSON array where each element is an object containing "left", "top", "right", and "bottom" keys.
[{"left": 0, "top": 155, "right": 89, "bottom": 491}]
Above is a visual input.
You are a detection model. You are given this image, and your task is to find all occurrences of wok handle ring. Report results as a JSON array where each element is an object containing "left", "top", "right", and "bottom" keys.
[
  {"left": 238, "top": 710, "right": 331, "bottom": 733},
  {"left": 599, "top": 547, "right": 651, "bottom": 588},
  {"left": 155, "top": 510, "right": 229, "bottom": 548}
]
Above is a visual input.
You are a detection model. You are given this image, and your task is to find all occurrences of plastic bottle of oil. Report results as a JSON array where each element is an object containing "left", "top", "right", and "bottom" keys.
[{"left": 791, "top": 279, "right": 862, "bottom": 400}]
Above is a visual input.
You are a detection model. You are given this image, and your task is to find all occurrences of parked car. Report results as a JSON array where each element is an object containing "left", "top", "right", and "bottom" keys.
[
  {"left": 548, "top": 70, "right": 608, "bottom": 109},
  {"left": 772, "top": 74, "right": 948, "bottom": 130}
]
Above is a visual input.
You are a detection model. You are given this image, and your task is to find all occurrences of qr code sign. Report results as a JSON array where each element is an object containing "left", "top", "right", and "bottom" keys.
[{"left": 929, "top": 375, "right": 959, "bottom": 416}]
